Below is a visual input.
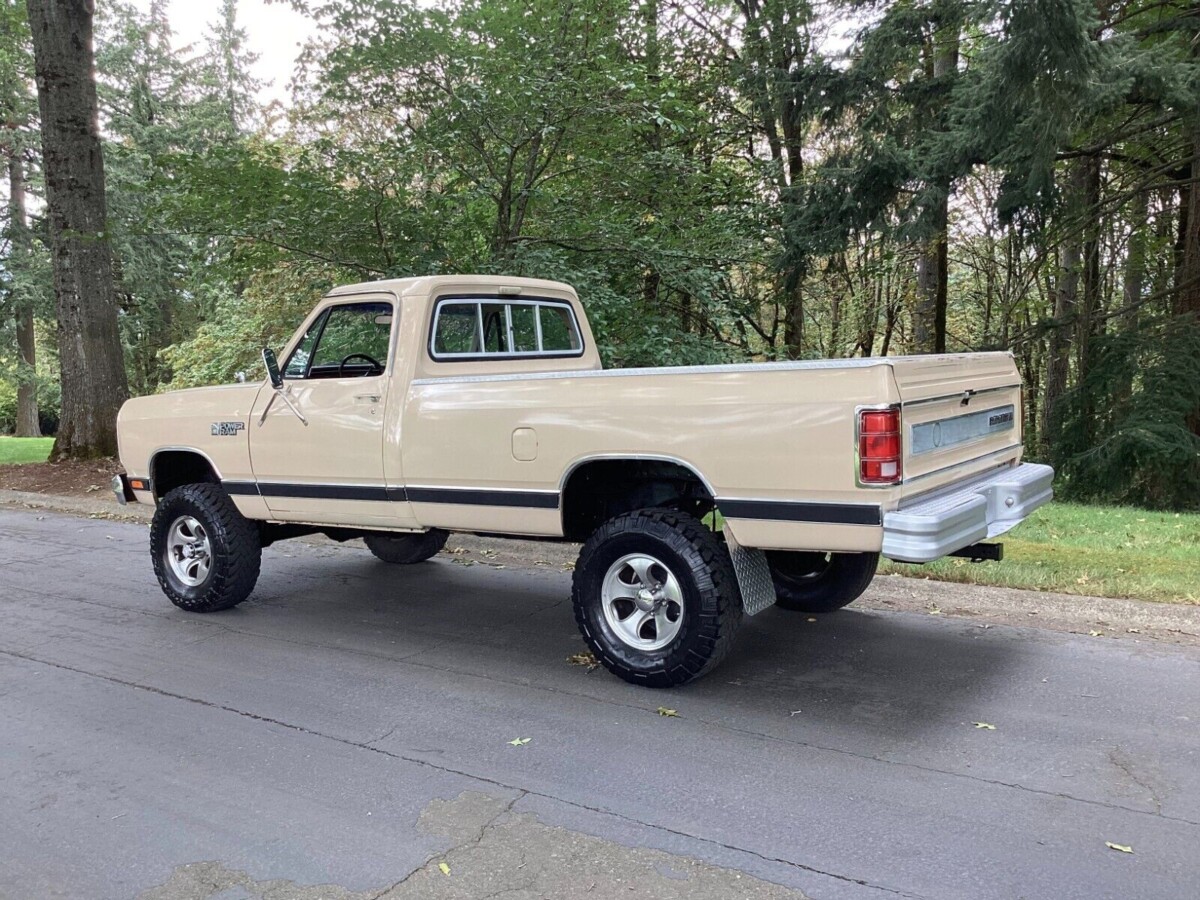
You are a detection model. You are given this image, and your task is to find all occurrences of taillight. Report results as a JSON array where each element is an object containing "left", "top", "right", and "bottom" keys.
[{"left": 859, "top": 407, "right": 902, "bottom": 485}]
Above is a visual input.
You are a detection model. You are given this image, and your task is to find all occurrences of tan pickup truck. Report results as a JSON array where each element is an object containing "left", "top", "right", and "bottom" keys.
[{"left": 115, "top": 275, "right": 1052, "bottom": 686}]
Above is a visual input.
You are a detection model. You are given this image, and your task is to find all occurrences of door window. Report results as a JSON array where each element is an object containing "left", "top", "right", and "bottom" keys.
[{"left": 284, "top": 301, "right": 393, "bottom": 379}]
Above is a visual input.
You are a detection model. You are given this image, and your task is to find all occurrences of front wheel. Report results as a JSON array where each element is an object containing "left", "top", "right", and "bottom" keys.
[
  {"left": 150, "top": 483, "right": 262, "bottom": 612},
  {"left": 572, "top": 509, "right": 742, "bottom": 688},
  {"left": 766, "top": 551, "right": 879, "bottom": 613}
]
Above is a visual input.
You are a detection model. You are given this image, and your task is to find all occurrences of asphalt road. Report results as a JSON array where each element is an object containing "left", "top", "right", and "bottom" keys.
[{"left": 1, "top": 507, "right": 1197, "bottom": 900}]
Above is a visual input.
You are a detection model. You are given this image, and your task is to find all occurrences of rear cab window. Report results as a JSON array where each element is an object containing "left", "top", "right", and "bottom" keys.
[{"left": 430, "top": 297, "right": 583, "bottom": 361}]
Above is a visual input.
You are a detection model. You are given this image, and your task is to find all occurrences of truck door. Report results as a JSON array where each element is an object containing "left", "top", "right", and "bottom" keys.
[{"left": 249, "top": 296, "right": 417, "bottom": 528}]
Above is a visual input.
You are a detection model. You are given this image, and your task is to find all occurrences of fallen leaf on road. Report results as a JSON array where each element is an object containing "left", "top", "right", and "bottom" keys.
[
  {"left": 438, "top": 861, "right": 452, "bottom": 875},
  {"left": 806, "top": 617, "right": 817, "bottom": 623},
  {"left": 1105, "top": 842, "right": 1133, "bottom": 854},
  {"left": 567, "top": 651, "right": 598, "bottom": 670},
  {"left": 508, "top": 737, "right": 531, "bottom": 746},
  {"left": 973, "top": 722, "right": 996, "bottom": 730},
  {"left": 1088, "top": 630, "right": 1103, "bottom": 637},
  {"left": 657, "top": 707, "right": 678, "bottom": 717},
  {"left": 928, "top": 605, "right": 943, "bottom": 615}
]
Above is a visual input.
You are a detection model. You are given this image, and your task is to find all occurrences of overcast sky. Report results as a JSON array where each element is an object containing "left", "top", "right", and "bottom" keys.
[{"left": 130, "top": 0, "right": 315, "bottom": 106}]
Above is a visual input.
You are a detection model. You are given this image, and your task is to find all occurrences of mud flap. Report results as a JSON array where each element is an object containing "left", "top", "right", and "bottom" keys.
[{"left": 722, "top": 525, "right": 776, "bottom": 616}]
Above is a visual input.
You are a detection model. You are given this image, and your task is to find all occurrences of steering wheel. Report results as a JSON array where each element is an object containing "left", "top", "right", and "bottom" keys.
[{"left": 338, "top": 353, "right": 383, "bottom": 376}]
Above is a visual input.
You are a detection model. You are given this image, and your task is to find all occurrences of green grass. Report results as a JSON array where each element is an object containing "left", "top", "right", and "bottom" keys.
[
  {"left": 0, "top": 436, "right": 54, "bottom": 465},
  {"left": 880, "top": 502, "right": 1200, "bottom": 604}
]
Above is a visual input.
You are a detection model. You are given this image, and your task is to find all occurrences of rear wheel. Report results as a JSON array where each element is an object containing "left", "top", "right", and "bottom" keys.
[
  {"left": 572, "top": 509, "right": 742, "bottom": 688},
  {"left": 150, "top": 483, "right": 262, "bottom": 612},
  {"left": 767, "top": 551, "right": 879, "bottom": 613},
  {"left": 364, "top": 529, "right": 448, "bottom": 564}
]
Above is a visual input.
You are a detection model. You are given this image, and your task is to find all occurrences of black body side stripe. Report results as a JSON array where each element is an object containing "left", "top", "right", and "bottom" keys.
[
  {"left": 406, "top": 487, "right": 560, "bottom": 509},
  {"left": 258, "top": 482, "right": 390, "bottom": 502},
  {"left": 718, "top": 499, "right": 882, "bottom": 526},
  {"left": 222, "top": 481, "right": 872, "bottom": 523},
  {"left": 222, "top": 480, "right": 558, "bottom": 509},
  {"left": 222, "top": 481, "right": 260, "bottom": 496}
]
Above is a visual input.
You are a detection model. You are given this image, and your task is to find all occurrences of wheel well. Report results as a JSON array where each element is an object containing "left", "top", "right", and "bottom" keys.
[
  {"left": 150, "top": 450, "right": 219, "bottom": 499},
  {"left": 560, "top": 459, "right": 715, "bottom": 541}
]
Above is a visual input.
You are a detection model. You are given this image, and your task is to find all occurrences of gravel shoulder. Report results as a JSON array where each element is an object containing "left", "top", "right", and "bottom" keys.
[{"left": 3, "top": 486, "right": 1196, "bottom": 649}]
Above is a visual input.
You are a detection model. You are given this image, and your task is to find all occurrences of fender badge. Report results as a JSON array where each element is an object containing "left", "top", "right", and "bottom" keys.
[{"left": 211, "top": 421, "right": 246, "bottom": 436}]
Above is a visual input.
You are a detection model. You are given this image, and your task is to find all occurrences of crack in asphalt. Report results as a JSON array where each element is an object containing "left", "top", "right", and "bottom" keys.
[
  {"left": 4, "top": 583, "right": 1197, "bottom": 830},
  {"left": 1108, "top": 746, "right": 1165, "bottom": 816},
  {"left": 368, "top": 724, "right": 399, "bottom": 747},
  {"left": 1, "top": 647, "right": 920, "bottom": 899},
  {"left": 363, "top": 793, "right": 534, "bottom": 900}
]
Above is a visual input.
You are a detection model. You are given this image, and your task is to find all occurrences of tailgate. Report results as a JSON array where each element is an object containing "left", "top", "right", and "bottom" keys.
[{"left": 889, "top": 353, "right": 1023, "bottom": 497}]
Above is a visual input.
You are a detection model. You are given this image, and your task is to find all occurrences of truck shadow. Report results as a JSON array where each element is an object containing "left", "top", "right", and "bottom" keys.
[{"left": 253, "top": 551, "right": 1023, "bottom": 742}]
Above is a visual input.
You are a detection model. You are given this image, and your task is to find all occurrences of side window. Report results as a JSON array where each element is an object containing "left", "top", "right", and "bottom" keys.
[
  {"left": 539, "top": 305, "right": 582, "bottom": 352},
  {"left": 433, "top": 303, "right": 481, "bottom": 354},
  {"left": 431, "top": 298, "right": 584, "bottom": 359},
  {"left": 284, "top": 301, "right": 393, "bottom": 378},
  {"left": 509, "top": 304, "right": 538, "bottom": 352},
  {"left": 480, "top": 302, "right": 508, "bottom": 353}
]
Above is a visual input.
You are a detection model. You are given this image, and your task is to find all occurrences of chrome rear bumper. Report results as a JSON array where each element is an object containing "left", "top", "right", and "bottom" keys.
[{"left": 882, "top": 462, "right": 1053, "bottom": 563}]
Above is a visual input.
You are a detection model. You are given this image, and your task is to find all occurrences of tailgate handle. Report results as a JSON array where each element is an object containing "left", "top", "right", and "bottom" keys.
[{"left": 355, "top": 394, "right": 381, "bottom": 404}]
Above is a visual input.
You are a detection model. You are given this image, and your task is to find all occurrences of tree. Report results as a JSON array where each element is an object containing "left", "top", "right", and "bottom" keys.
[
  {"left": 0, "top": 0, "right": 40, "bottom": 435},
  {"left": 26, "top": 0, "right": 127, "bottom": 458},
  {"left": 722, "top": 0, "right": 824, "bottom": 358}
]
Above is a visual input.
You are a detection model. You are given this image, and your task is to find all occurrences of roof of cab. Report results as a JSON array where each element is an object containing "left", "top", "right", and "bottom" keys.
[{"left": 325, "top": 274, "right": 578, "bottom": 300}]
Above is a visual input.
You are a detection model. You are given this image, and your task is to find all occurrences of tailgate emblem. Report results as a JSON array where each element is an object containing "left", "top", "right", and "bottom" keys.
[{"left": 989, "top": 411, "right": 1014, "bottom": 427}]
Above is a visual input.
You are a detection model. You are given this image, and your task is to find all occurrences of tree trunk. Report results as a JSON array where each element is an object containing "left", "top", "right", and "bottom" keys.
[
  {"left": 782, "top": 282, "right": 804, "bottom": 359},
  {"left": 26, "top": 0, "right": 128, "bottom": 459},
  {"left": 915, "top": 226, "right": 948, "bottom": 353},
  {"left": 912, "top": 19, "right": 957, "bottom": 355},
  {"left": 1176, "top": 80, "right": 1200, "bottom": 319},
  {"left": 1075, "top": 154, "right": 1102, "bottom": 443},
  {"left": 1177, "top": 117, "right": 1200, "bottom": 436},
  {"left": 1041, "top": 168, "right": 1085, "bottom": 458},
  {"left": 1122, "top": 191, "right": 1148, "bottom": 323},
  {"left": 9, "top": 152, "right": 41, "bottom": 436},
  {"left": 1113, "top": 189, "right": 1149, "bottom": 407}
]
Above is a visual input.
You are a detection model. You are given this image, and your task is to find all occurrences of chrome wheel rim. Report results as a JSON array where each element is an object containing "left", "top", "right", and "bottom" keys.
[
  {"left": 166, "top": 515, "right": 212, "bottom": 587},
  {"left": 600, "top": 553, "right": 684, "bottom": 651}
]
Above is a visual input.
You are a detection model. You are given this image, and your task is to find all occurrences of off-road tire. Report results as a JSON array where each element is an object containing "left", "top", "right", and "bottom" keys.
[
  {"left": 572, "top": 509, "right": 742, "bottom": 688},
  {"left": 150, "top": 483, "right": 262, "bottom": 612},
  {"left": 766, "top": 551, "right": 879, "bottom": 613},
  {"left": 363, "top": 530, "right": 448, "bottom": 564}
]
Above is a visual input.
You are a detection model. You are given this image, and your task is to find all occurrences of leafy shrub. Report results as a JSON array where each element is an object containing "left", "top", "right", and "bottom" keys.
[{"left": 1055, "top": 315, "right": 1200, "bottom": 510}]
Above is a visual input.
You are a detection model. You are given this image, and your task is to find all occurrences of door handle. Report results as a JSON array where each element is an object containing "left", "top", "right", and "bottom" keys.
[{"left": 354, "top": 394, "right": 381, "bottom": 404}]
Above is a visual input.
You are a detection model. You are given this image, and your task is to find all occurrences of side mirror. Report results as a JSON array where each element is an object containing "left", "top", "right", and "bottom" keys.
[{"left": 262, "top": 347, "right": 283, "bottom": 389}]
